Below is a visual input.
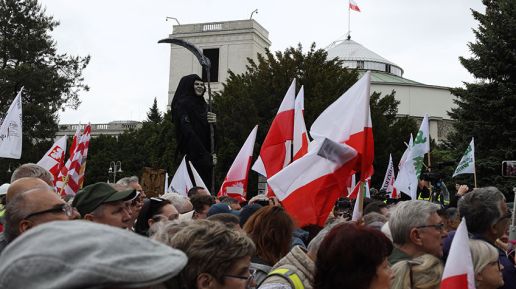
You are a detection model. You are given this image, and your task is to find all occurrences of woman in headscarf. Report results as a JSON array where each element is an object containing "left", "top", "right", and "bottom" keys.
[{"left": 171, "top": 74, "right": 212, "bottom": 190}]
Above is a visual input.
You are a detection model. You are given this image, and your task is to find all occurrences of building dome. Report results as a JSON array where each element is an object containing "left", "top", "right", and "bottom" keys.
[{"left": 326, "top": 38, "right": 404, "bottom": 77}]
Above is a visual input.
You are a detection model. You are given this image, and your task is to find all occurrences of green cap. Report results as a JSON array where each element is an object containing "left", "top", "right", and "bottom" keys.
[{"left": 72, "top": 182, "right": 137, "bottom": 216}]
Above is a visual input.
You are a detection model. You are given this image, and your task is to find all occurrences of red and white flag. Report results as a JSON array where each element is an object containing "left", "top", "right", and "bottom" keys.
[
  {"left": 268, "top": 138, "right": 358, "bottom": 226},
  {"left": 349, "top": 0, "right": 361, "bottom": 12},
  {"left": 440, "top": 218, "right": 475, "bottom": 289},
  {"left": 293, "top": 86, "right": 310, "bottom": 161},
  {"left": 381, "top": 154, "right": 398, "bottom": 198},
  {"left": 218, "top": 126, "right": 258, "bottom": 202},
  {"left": 252, "top": 79, "right": 296, "bottom": 179},
  {"left": 37, "top": 136, "right": 67, "bottom": 185},
  {"left": 310, "top": 71, "right": 374, "bottom": 181},
  {"left": 56, "top": 124, "right": 91, "bottom": 197},
  {"left": 347, "top": 178, "right": 370, "bottom": 199}
]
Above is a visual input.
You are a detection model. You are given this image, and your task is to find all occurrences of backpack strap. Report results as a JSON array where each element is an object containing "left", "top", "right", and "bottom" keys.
[{"left": 264, "top": 268, "right": 304, "bottom": 289}]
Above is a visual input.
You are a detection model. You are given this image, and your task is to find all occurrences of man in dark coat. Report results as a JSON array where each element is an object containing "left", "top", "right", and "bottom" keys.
[{"left": 171, "top": 74, "right": 213, "bottom": 191}]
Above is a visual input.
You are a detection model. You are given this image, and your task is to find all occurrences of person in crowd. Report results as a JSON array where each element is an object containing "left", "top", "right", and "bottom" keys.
[
  {"left": 111, "top": 183, "right": 143, "bottom": 230},
  {"left": 327, "top": 197, "right": 352, "bottom": 224},
  {"left": 207, "top": 203, "right": 240, "bottom": 218},
  {"left": 5, "top": 177, "right": 50, "bottom": 202},
  {"left": 363, "top": 212, "right": 388, "bottom": 231},
  {"left": 10, "top": 163, "right": 54, "bottom": 186},
  {"left": 220, "top": 196, "right": 242, "bottom": 210},
  {"left": 187, "top": 186, "right": 211, "bottom": 199},
  {"left": 134, "top": 197, "right": 179, "bottom": 236},
  {"left": 162, "top": 192, "right": 194, "bottom": 213},
  {"left": 469, "top": 239, "right": 505, "bottom": 289},
  {"left": 388, "top": 200, "right": 445, "bottom": 288},
  {"left": 0, "top": 220, "right": 187, "bottom": 288},
  {"left": 244, "top": 206, "right": 295, "bottom": 284},
  {"left": 390, "top": 254, "right": 443, "bottom": 289},
  {"left": 313, "top": 222, "right": 393, "bottom": 289},
  {"left": 1, "top": 184, "right": 73, "bottom": 253},
  {"left": 364, "top": 201, "right": 390, "bottom": 217},
  {"left": 0, "top": 184, "right": 8, "bottom": 233},
  {"left": 72, "top": 182, "right": 137, "bottom": 229},
  {"left": 207, "top": 213, "right": 241, "bottom": 230},
  {"left": 259, "top": 220, "right": 344, "bottom": 289},
  {"left": 442, "top": 207, "right": 460, "bottom": 232},
  {"left": 447, "top": 187, "right": 515, "bottom": 289},
  {"left": 239, "top": 203, "right": 263, "bottom": 228},
  {"left": 156, "top": 220, "right": 255, "bottom": 289},
  {"left": 180, "top": 194, "right": 215, "bottom": 220},
  {"left": 150, "top": 219, "right": 193, "bottom": 243}
]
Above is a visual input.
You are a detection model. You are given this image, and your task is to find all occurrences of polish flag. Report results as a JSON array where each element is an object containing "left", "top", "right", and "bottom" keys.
[
  {"left": 348, "top": 179, "right": 370, "bottom": 199},
  {"left": 381, "top": 154, "right": 398, "bottom": 198},
  {"left": 252, "top": 79, "right": 296, "bottom": 179},
  {"left": 349, "top": 0, "right": 361, "bottom": 12},
  {"left": 293, "top": 86, "right": 310, "bottom": 161},
  {"left": 218, "top": 126, "right": 258, "bottom": 202},
  {"left": 268, "top": 138, "right": 358, "bottom": 226},
  {"left": 37, "top": 136, "right": 67, "bottom": 185},
  {"left": 440, "top": 218, "right": 475, "bottom": 289},
  {"left": 310, "top": 71, "right": 374, "bottom": 181}
]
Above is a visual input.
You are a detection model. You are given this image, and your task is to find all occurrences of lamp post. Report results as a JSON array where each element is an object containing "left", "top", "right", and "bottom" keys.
[{"left": 108, "top": 161, "right": 123, "bottom": 184}]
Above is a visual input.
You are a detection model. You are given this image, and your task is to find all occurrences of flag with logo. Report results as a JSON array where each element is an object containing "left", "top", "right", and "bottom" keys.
[
  {"left": 0, "top": 88, "right": 23, "bottom": 159},
  {"left": 37, "top": 136, "right": 67, "bottom": 185},
  {"left": 381, "top": 154, "right": 398, "bottom": 198},
  {"left": 394, "top": 135, "right": 418, "bottom": 200},
  {"left": 453, "top": 138, "right": 475, "bottom": 177},
  {"left": 411, "top": 114, "right": 430, "bottom": 178}
]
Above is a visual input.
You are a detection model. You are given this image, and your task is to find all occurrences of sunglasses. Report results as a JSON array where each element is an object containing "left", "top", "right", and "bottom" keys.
[{"left": 24, "top": 203, "right": 73, "bottom": 219}]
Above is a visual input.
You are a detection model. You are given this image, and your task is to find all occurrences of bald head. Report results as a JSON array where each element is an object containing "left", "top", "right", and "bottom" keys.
[{"left": 6, "top": 177, "right": 52, "bottom": 203}]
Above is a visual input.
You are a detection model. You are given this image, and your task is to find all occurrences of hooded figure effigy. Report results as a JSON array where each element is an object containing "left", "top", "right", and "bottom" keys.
[{"left": 171, "top": 74, "right": 212, "bottom": 191}]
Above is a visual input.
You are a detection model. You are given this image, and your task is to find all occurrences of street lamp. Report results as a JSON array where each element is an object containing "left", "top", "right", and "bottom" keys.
[{"left": 108, "top": 161, "right": 122, "bottom": 183}]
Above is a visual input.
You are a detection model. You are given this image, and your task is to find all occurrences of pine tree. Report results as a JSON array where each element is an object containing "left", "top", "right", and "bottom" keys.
[
  {"left": 448, "top": 0, "right": 516, "bottom": 195},
  {"left": 146, "top": 97, "right": 163, "bottom": 124},
  {"left": 0, "top": 0, "right": 89, "bottom": 182}
]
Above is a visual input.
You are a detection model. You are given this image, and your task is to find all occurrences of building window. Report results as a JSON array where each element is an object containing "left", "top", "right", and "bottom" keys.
[
  {"left": 202, "top": 48, "right": 219, "bottom": 82},
  {"left": 386, "top": 64, "right": 391, "bottom": 73},
  {"left": 357, "top": 60, "right": 364, "bottom": 69}
]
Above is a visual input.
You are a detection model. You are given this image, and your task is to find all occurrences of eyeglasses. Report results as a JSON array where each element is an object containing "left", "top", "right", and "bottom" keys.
[
  {"left": 24, "top": 203, "right": 73, "bottom": 219},
  {"left": 415, "top": 223, "right": 445, "bottom": 232},
  {"left": 223, "top": 269, "right": 256, "bottom": 289}
]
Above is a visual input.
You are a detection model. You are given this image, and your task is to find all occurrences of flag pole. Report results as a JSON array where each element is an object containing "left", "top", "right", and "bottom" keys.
[{"left": 348, "top": 1, "right": 351, "bottom": 38}]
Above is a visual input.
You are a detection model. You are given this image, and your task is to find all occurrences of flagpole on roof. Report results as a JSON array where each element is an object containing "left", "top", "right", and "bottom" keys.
[{"left": 348, "top": 1, "right": 351, "bottom": 39}]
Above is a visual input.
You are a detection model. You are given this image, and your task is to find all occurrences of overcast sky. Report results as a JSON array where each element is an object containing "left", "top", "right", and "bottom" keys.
[{"left": 40, "top": 0, "right": 485, "bottom": 124}]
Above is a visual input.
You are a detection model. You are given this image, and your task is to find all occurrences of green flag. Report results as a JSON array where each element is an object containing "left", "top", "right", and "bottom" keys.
[{"left": 453, "top": 138, "right": 475, "bottom": 177}]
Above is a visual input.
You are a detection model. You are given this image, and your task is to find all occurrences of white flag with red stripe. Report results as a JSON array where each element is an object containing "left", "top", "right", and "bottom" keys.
[
  {"left": 169, "top": 157, "right": 193, "bottom": 197},
  {"left": 440, "top": 218, "right": 475, "bottom": 289},
  {"left": 252, "top": 79, "right": 296, "bottom": 179},
  {"left": 293, "top": 86, "right": 310, "bottom": 161},
  {"left": 310, "top": 71, "right": 374, "bottom": 181},
  {"left": 348, "top": 178, "right": 370, "bottom": 199},
  {"left": 56, "top": 124, "right": 91, "bottom": 197},
  {"left": 349, "top": 0, "right": 361, "bottom": 12},
  {"left": 37, "top": 136, "right": 67, "bottom": 185},
  {"left": 268, "top": 138, "right": 358, "bottom": 226},
  {"left": 218, "top": 126, "right": 258, "bottom": 202},
  {"left": 381, "top": 154, "right": 398, "bottom": 198}
]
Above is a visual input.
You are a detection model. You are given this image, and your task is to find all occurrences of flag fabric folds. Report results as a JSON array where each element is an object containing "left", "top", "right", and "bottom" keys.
[
  {"left": 268, "top": 138, "right": 358, "bottom": 227},
  {"left": 56, "top": 124, "right": 91, "bottom": 197},
  {"left": 380, "top": 154, "right": 398, "bottom": 198},
  {"left": 0, "top": 88, "right": 23, "bottom": 159},
  {"left": 412, "top": 114, "right": 430, "bottom": 178},
  {"left": 37, "top": 136, "right": 67, "bottom": 185},
  {"left": 349, "top": 0, "right": 361, "bottom": 12},
  {"left": 252, "top": 79, "right": 296, "bottom": 179},
  {"left": 169, "top": 157, "right": 193, "bottom": 196},
  {"left": 218, "top": 126, "right": 258, "bottom": 202},
  {"left": 310, "top": 71, "right": 374, "bottom": 181},
  {"left": 394, "top": 135, "right": 418, "bottom": 199},
  {"left": 293, "top": 86, "right": 309, "bottom": 161},
  {"left": 440, "top": 218, "right": 475, "bottom": 289},
  {"left": 453, "top": 138, "right": 475, "bottom": 177},
  {"left": 189, "top": 161, "right": 209, "bottom": 194}
]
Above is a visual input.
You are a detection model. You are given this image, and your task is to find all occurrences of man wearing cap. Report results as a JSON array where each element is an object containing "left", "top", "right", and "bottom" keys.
[{"left": 73, "top": 182, "right": 137, "bottom": 229}]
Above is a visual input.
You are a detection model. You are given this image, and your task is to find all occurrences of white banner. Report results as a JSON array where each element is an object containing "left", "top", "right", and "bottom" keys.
[
  {"left": 453, "top": 138, "right": 475, "bottom": 177},
  {"left": 0, "top": 88, "right": 23, "bottom": 159}
]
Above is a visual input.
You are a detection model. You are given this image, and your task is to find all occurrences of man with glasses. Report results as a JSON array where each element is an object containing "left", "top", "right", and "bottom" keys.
[
  {"left": 72, "top": 182, "right": 137, "bottom": 230},
  {"left": 448, "top": 186, "right": 516, "bottom": 289},
  {"left": 1, "top": 185, "right": 73, "bottom": 253}
]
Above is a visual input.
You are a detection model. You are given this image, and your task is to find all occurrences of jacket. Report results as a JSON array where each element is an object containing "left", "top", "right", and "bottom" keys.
[{"left": 258, "top": 246, "right": 314, "bottom": 289}]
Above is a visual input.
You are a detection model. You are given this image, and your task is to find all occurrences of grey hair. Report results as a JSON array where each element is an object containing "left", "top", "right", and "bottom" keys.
[
  {"left": 307, "top": 219, "right": 346, "bottom": 255},
  {"left": 11, "top": 163, "right": 53, "bottom": 185},
  {"left": 4, "top": 192, "right": 32, "bottom": 242},
  {"left": 389, "top": 200, "right": 440, "bottom": 245},
  {"left": 161, "top": 193, "right": 193, "bottom": 214},
  {"left": 458, "top": 187, "right": 505, "bottom": 234},
  {"left": 151, "top": 219, "right": 194, "bottom": 244},
  {"left": 469, "top": 239, "right": 499, "bottom": 275},
  {"left": 116, "top": 176, "right": 139, "bottom": 186}
]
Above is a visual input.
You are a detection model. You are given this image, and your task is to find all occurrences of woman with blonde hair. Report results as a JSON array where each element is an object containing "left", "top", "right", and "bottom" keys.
[
  {"left": 390, "top": 254, "right": 443, "bottom": 289},
  {"left": 469, "top": 239, "right": 504, "bottom": 289}
]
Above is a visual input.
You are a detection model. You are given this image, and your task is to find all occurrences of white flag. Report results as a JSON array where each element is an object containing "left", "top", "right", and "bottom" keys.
[
  {"left": 380, "top": 154, "right": 396, "bottom": 193},
  {"left": 37, "top": 135, "right": 67, "bottom": 184},
  {"left": 394, "top": 135, "right": 418, "bottom": 199},
  {"left": 453, "top": 138, "right": 475, "bottom": 177},
  {"left": 189, "top": 161, "right": 210, "bottom": 195},
  {"left": 164, "top": 172, "right": 169, "bottom": 195},
  {"left": 169, "top": 157, "right": 193, "bottom": 197},
  {"left": 0, "top": 88, "right": 23, "bottom": 159},
  {"left": 440, "top": 218, "right": 475, "bottom": 289},
  {"left": 411, "top": 114, "right": 430, "bottom": 177}
]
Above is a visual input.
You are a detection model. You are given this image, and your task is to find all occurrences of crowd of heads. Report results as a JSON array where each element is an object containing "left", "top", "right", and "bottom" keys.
[{"left": 0, "top": 163, "right": 514, "bottom": 289}]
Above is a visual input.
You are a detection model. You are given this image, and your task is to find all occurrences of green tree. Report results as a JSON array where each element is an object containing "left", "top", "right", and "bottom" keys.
[
  {"left": 447, "top": 0, "right": 516, "bottom": 196},
  {"left": 0, "top": 0, "right": 89, "bottom": 182},
  {"left": 147, "top": 97, "right": 163, "bottom": 124}
]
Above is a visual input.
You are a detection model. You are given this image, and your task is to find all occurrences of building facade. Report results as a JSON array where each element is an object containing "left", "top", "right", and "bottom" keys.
[{"left": 56, "top": 121, "right": 142, "bottom": 139}]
